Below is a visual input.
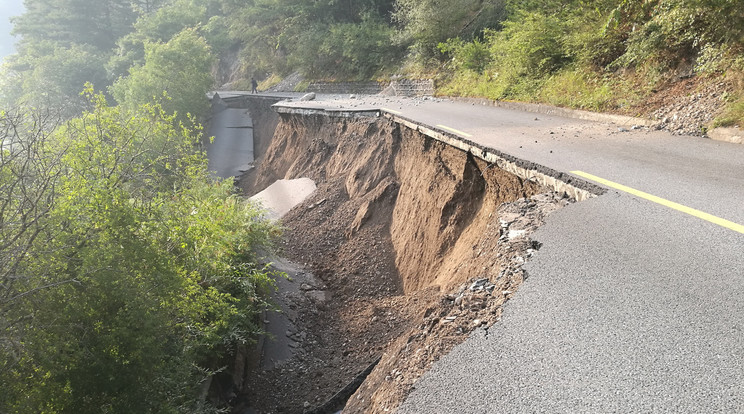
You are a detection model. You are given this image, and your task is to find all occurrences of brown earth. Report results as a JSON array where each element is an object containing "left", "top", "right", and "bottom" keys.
[
  {"left": 234, "top": 111, "right": 571, "bottom": 413},
  {"left": 627, "top": 74, "right": 734, "bottom": 136}
]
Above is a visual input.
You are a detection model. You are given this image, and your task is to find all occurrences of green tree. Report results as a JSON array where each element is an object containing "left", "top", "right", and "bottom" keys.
[
  {"left": 110, "top": 29, "right": 215, "bottom": 121},
  {"left": 20, "top": 43, "right": 108, "bottom": 116},
  {"left": 135, "top": 0, "right": 208, "bottom": 41},
  {"left": 290, "top": 14, "right": 403, "bottom": 79},
  {"left": 4, "top": 0, "right": 140, "bottom": 114},
  {"left": 221, "top": 0, "right": 402, "bottom": 78},
  {"left": 11, "top": 0, "right": 139, "bottom": 52},
  {"left": 0, "top": 61, "right": 25, "bottom": 107},
  {"left": 1, "top": 91, "right": 279, "bottom": 413},
  {"left": 4, "top": 0, "right": 227, "bottom": 115},
  {"left": 0, "top": 109, "right": 63, "bottom": 334},
  {"left": 393, "top": 0, "right": 506, "bottom": 60},
  {"left": 107, "top": 0, "right": 230, "bottom": 80}
]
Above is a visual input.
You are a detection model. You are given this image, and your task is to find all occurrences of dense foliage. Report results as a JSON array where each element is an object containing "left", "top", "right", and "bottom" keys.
[
  {"left": 437, "top": 0, "right": 744, "bottom": 118},
  {"left": 110, "top": 28, "right": 215, "bottom": 121},
  {"left": 0, "top": 90, "right": 279, "bottom": 413},
  {"left": 2, "top": 0, "right": 743, "bottom": 107},
  {"left": 1, "top": 0, "right": 226, "bottom": 118},
  {"left": 219, "top": 0, "right": 404, "bottom": 80}
]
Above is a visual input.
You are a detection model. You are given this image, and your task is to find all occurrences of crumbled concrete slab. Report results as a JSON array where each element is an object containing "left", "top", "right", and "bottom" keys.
[{"left": 250, "top": 178, "right": 317, "bottom": 220}]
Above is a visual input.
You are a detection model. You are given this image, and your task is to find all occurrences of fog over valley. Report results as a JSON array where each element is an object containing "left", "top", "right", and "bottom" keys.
[{"left": 0, "top": 0, "right": 24, "bottom": 60}]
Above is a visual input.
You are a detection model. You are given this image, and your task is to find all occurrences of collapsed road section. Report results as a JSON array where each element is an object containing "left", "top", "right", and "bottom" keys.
[{"left": 209, "top": 94, "right": 603, "bottom": 413}]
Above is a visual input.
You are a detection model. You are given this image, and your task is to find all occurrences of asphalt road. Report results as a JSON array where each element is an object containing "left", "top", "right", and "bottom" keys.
[
  {"left": 383, "top": 98, "right": 744, "bottom": 412},
  {"left": 205, "top": 106, "right": 254, "bottom": 178},
  {"left": 215, "top": 93, "right": 744, "bottom": 412}
]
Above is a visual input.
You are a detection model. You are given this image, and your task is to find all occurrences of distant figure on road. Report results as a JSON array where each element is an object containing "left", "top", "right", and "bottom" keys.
[{"left": 251, "top": 77, "right": 258, "bottom": 94}]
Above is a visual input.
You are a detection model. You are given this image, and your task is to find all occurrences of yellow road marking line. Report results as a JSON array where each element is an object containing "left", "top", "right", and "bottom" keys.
[
  {"left": 437, "top": 124, "right": 472, "bottom": 138},
  {"left": 571, "top": 170, "right": 744, "bottom": 234},
  {"left": 381, "top": 107, "right": 402, "bottom": 115}
]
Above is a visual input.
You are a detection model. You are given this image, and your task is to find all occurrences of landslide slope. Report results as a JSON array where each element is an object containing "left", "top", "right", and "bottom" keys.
[{"left": 239, "top": 110, "right": 570, "bottom": 413}]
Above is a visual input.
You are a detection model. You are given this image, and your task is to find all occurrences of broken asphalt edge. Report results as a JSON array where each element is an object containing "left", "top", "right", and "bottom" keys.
[{"left": 271, "top": 103, "right": 606, "bottom": 201}]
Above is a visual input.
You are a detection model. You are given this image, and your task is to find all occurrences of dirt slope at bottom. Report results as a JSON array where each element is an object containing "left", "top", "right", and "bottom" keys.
[{"left": 238, "top": 112, "right": 570, "bottom": 413}]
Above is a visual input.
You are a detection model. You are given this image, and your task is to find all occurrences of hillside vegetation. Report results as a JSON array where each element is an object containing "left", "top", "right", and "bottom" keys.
[
  {"left": 436, "top": 0, "right": 744, "bottom": 127},
  {"left": 1, "top": 1, "right": 285, "bottom": 412},
  {"left": 2, "top": 0, "right": 744, "bottom": 127}
]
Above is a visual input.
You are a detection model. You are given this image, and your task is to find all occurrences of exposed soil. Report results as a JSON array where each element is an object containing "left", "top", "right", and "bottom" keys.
[
  {"left": 234, "top": 110, "right": 571, "bottom": 414},
  {"left": 626, "top": 75, "right": 734, "bottom": 136}
]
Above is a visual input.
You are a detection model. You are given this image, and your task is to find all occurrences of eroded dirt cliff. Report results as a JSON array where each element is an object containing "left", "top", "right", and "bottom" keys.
[{"left": 237, "top": 107, "right": 571, "bottom": 413}]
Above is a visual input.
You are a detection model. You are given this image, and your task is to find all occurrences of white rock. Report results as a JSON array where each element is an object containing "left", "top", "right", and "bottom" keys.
[{"left": 507, "top": 229, "right": 526, "bottom": 240}]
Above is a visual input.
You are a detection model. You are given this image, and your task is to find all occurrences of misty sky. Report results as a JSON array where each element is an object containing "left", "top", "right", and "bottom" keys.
[{"left": 0, "top": 0, "right": 25, "bottom": 61}]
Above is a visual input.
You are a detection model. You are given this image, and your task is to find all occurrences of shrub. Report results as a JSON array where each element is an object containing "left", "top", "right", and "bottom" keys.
[
  {"left": 609, "top": 0, "right": 744, "bottom": 70},
  {"left": 713, "top": 96, "right": 744, "bottom": 128},
  {"left": 1, "top": 91, "right": 280, "bottom": 413},
  {"left": 110, "top": 29, "right": 215, "bottom": 122},
  {"left": 438, "top": 37, "right": 492, "bottom": 74},
  {"left": 539, "top": 70, "right": 618, "bottom": 111},
  {"left": 394, "top": 0, "right": 506, "bottom": 61}
]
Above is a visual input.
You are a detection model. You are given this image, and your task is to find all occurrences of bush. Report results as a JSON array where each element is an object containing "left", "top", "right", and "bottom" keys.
[
  {"left": 609, "top": 0, "right": 744, "bottom": 70},
  {"left": 437, "top": 69, "right": 504, "bottom": 100},
  {"left": 394, "top": 0, "right": 506, "bottom": 61},
  {"left": 539, "top": 70, "right": 619, "bottom": 111},
  {"left": 438, "top": 37, "right": 492, "bottom": 74},
  {"left": 110, "top": 29, "right": 215, "bottom": 121},
  {"left": 491, "top": 13, "right": 568, "bottom": 79},
  {"left": 437, "top": 11, "right": 572, "bottom": 100},
  {"left": 1, "top": 91, "right": 281, "bottom": 413},
  {"left": 713, "top": 92, "right": 744, "bottom": 128}
]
